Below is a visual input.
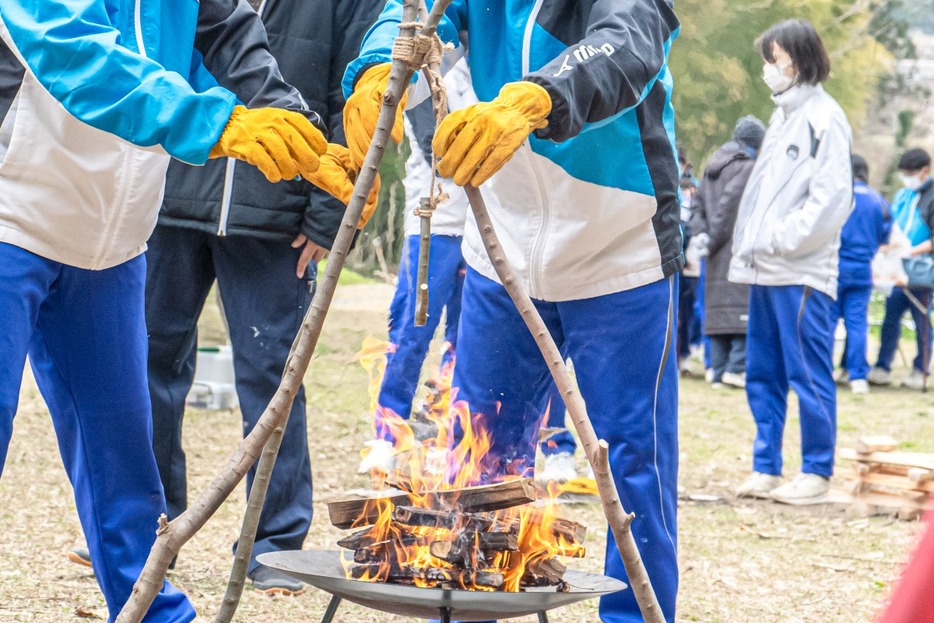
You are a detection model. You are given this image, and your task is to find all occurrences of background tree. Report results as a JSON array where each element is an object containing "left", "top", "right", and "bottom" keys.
[{"left": 669, "top": 0, "right": 911, "bottom": 166}]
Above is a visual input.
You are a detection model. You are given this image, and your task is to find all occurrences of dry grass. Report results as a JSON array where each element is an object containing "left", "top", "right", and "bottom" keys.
[{"left": 0, "top": 282, "right": 931, "bottom": 622}]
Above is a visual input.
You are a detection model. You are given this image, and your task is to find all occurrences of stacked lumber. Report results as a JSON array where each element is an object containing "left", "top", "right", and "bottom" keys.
[
  {"left": 837, "top": 436, "right": 934, "bottom": 519},
  {"left": 327, "top": 478, "right": 586, "bottom": 591}
]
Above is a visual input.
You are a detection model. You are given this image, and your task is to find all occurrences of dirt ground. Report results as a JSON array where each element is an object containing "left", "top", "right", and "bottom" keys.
[{"left": 1, "top": 282, "right": 932, "bottom": 622}]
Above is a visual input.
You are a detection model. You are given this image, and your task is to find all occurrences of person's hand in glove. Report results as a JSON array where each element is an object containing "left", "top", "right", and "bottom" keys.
[
  {"left": 344, "top": 63, "right": 407, "bottom": 170},
  {"left": 433, "top": 81, "right": 551, "bottom": 187},
  {"left": 306, "top": 144, "right": 381, "bottom": 229},
  {"left": 211, "top": 105, "right": 328, "bottom": 183}
]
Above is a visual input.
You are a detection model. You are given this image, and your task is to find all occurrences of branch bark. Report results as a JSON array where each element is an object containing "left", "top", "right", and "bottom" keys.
[{"left": 114, "top": 1, "right": 440, "bottom": 621}]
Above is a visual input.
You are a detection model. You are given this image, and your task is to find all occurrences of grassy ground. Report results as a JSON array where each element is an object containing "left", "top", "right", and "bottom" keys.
[{"left": 1, "top": 282, "right": 932, "bottom": 622}]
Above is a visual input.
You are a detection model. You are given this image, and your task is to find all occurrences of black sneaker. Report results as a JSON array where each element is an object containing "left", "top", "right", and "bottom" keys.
[{"left": 249, "top": 565, "right": 305, "bottom": 596}]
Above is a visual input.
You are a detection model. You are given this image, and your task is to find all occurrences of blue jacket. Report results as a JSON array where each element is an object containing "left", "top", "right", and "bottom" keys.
[
  {"left": 344, "top": 0, "right": 683, "bottom": 301},
  {"left": 891, "top": 179, "right": 934, "bottom": 247},
  {"left": 838, "top": 180, "right": 891, "bottom": 286}
]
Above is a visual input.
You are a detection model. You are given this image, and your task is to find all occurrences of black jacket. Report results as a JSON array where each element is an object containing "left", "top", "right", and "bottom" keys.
[
  {"left": 690, "top": 140, "right": 756, "bottom": 335},
  {"left": 158, "top": 0, "right": 383, "bottom": 248}
]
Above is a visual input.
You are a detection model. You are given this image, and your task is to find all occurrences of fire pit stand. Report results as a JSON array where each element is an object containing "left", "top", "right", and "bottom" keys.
[{"left": 258, "top": 550, "right": 626, "bottom": 622}]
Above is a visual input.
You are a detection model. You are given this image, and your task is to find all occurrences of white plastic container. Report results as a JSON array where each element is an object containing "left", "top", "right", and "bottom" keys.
[{"left": 186, "top": 345, "right": 239, "bottom": 410}]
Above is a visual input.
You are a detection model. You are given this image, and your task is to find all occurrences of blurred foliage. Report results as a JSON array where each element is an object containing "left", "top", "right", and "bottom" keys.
[{"left": 670, "top": 0, "right": 909, "bottom": 167}]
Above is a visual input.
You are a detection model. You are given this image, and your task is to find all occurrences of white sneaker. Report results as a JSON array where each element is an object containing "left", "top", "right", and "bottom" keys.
[
  {"left": 357, "top": 439, "right": 395, "bottom": 475},
  {"left": 901, "top": 369, "right": 927, "bottom": 390},
  {"left": 735, "top": 472, "right": 781, "bottom": 499},
  {"left": 721, "top": 371, "right": 746, "bottom": 389},
  {"left": 867, "top": 367, "right": 891, "bottom": 386},
  {"left": 833, "top": 369, "right": 850, "bottom": 385},
  {"left": 705, "top": 368, "right": 715, "bottom": 384},
  {"left": 769, "top": 473, "right": 830, "bottom": 505},
  {"left": 537, "top": 452, "right": 578, "bottom": 483},
  {"left": 849, "top": 379, "right": 870, "bottom": 394}
]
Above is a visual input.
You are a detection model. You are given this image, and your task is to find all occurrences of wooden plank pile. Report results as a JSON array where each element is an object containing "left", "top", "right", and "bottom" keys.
[
  {"left": 327, "top": 477, "right": 587, "bottom": 591},
  {"left": 837, "top": 436, "right": 934, "bottom": 519}
]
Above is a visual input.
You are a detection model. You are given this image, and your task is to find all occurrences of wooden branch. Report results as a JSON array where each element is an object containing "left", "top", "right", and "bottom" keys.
[
  {"left": 327, "top": 478, "right": 536, "bottom": 528},
  {"left": 114, "top": 1, "right": 433, "bottom": 621},
  {"left": 414, "top": 201, "right": 431, "bottom": 327},
  {"left": 463, "top": 185, "right": 665, "bottom": 623},
  {"left": 214, "top": 420, "right": 285, "bottom": 622}
]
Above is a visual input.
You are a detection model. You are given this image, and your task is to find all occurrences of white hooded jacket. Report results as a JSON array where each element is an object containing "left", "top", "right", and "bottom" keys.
[{"left": 729, "top": 84, "right": 853, "bottom": 299}]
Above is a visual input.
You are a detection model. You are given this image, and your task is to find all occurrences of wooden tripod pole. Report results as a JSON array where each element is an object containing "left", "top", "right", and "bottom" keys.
[{"left": 115, "top": 1, "right": 428, "bottom": 621}]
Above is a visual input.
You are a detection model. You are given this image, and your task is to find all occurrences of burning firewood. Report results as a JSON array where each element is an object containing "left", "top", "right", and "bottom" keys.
[
  {"left": 350, "top": 563, "right": 505, "bottom": 589},
  {"left": 429, "top": 530, "right": 519, "bottom": 567},
  {"left": 522, "top": 557, "right": 569, "bottom": 589},
  {"left": 327, "top": 478, "right": 537, "bottom": 529}
]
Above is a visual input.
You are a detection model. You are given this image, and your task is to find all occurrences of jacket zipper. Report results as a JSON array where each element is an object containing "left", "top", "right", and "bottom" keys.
[
  {"left": 524, "top": 147, "right": 550, "bottom": 296},
  {"left": 94, "top": 0, "right": 145, "bottom": 268},
  {"left": 94, "top": 148, "right": 135, "bottom": 268},
  {"left": 522, "top": 0, "right": 545, "bottom": 75},
  {"left": 215, "top": 0, "right": 267, "bottom": 237},
  {"left": 522, "top": 0, "right": 548, "bottom": 295},
  {"left": 134, "top": 0, "right": 146, "bottom": 57},
  {"left": 217, "top": 158, "right": 236, "bottom": 236}
]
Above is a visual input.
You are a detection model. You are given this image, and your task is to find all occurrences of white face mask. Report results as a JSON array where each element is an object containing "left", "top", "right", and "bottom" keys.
[
  {"left": 901, "top": 173, "right": 924, "bottom": 191},
  {"left": 763, "top": 61, "right": 794, "bottom": 94}
]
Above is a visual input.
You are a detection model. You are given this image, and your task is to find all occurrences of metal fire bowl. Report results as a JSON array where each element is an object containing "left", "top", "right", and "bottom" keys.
[{"left": 258, "top": 550, "right": 625, "bottom": 621}]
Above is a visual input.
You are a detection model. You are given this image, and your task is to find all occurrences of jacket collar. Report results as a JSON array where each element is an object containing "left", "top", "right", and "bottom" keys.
[{"left": 772, "top": 84, "right": 822, "bottom": 116}]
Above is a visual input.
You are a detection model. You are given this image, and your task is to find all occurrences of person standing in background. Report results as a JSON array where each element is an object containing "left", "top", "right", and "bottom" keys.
[
  {"left": 731, "top": 20, "right": 853, "bottom": 506},
  {"left": 867, "top": 148, "right": 934, "bottom": 390},
  {"left": 833, "top": 154, "right": 891, "bottom": 394},
  {"left": 689, "top": 115, "right": 766, "bottom": 389}
]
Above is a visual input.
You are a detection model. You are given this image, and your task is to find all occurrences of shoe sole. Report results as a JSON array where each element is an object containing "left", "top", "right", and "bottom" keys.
[
  {"left": 254, "top": 586, "right": 305, "bottom": 597},
  {"left": 67, "top": 551, "right": 93, "bottom": 569},
  {"left": 771, "top": 493, "right": 829, "bottom": 506},
  {"left": 736, "top": 489, "right": 775, "bottom": 500}
]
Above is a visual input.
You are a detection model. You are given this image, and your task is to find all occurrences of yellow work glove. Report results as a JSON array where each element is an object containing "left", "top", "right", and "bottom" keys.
[
  {"left": 210, "top": 105, "right": 328, "bottom": 183},
  {"left": 343, "top": 63, "right": 407, "bottom": 170},
  {"left": 433, "top": 81, "right": 552, "bottom": 187},
  {"left": 306, "top": 144, "right": 381, "bottom": 229}
]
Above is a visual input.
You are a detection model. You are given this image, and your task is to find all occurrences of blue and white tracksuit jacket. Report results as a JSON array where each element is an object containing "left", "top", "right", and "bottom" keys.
[
  {"left": 0, "top": 2, "right": 307, "bottom": 621},
  {"left": 0, "top": 0, "right": 245, "bottom": 270},
  {"left": 347, "top": 3, "right": 682, "bottom": 622}
]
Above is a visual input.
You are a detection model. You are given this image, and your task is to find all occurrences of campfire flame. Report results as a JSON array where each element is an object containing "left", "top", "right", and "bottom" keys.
[{"left": 343, "top": 339, "right": 586, "bottom": 591}]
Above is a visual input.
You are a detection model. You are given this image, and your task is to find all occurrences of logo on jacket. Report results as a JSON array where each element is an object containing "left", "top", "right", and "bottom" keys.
[
  {"left": 554, "top": 42, "right": 616, "bottom": 77},
  {"left": 786, "top": 145, "right": 799, "bottom": 161}
]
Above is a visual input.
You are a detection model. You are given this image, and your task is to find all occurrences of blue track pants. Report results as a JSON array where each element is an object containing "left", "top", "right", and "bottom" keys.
[
  {"left": 0, "top": 242, "right": 194, "bottom": 622},
  {"left": 746, "top": 285, "right": 836, "bottom": 478},
  {"left": 377, "top": 235, "right": 465, "bottom": 429},
  {"left": 875, "top": 287, "right": 933, "bottom": 374},
  {"left": 451, "top": 268, "right": 679, "bottom": 623},
  {"left": 145, "top": 225, "right": 313, "bottom": 573},
  {"left": 832, "top": 281, "right": 873, "bottom": 381}
]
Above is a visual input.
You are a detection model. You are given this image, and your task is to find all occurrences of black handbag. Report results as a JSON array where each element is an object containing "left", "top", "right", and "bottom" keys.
[{"left": 903, "top": 254, "right": 934, "bottom": 290}]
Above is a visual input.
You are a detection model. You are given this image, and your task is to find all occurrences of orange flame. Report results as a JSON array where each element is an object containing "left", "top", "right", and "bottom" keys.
[{"left": 348, "top": 337, "right": 584, "bottom": 591}]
